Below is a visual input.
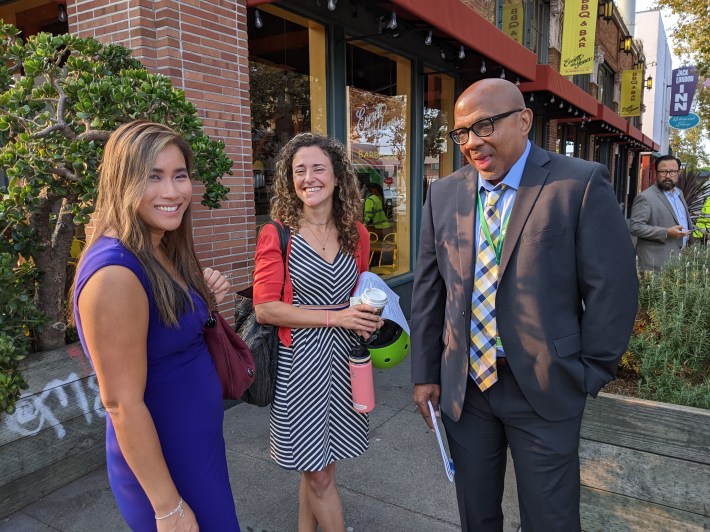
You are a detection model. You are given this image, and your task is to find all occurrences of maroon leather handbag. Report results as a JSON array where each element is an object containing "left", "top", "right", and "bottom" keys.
[{"left": 204, "top": 310, "right": 256, "bottom": 400}]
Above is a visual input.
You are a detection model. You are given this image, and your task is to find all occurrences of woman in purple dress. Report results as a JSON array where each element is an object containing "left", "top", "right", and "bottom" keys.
[{"left": 71, "top": 121, "right": 239, "bottom": 531}]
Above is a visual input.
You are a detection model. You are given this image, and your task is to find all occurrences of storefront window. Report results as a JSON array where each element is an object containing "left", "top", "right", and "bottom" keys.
[
  {"left": 346, "top": 43, "right": 411, "bottom": 279},
  {"left": 597, "top": 63, "right": 615, "bottom": 108},
  {"left": 248, "top": 7, "right": 326, "bottom": 228},
  {"left": 423, "top": 73, "right": 455, "bottom": 201}
]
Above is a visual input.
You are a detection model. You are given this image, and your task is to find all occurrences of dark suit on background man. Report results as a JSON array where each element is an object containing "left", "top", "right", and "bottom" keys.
[
  {"left": 630, "top": 155, "right": 693, "bottom": 272},
  {"left": 411, "top": 79, "right": 638, "bottom": 532}
]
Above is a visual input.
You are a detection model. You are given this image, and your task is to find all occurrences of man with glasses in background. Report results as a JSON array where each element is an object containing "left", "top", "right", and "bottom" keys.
[
  {"left": 411, "top": 78, "right": 638, "bottom": 531},
  {"left": 630, "top": 155, "right": 693, "bottom": 272}
]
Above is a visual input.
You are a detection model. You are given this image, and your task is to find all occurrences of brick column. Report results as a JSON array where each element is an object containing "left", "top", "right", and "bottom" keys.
[{"left": 68, "top": 0, "right": 255, "bottom": 304}]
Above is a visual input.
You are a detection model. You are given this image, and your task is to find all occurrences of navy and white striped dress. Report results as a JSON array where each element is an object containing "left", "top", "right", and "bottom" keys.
[{"left": 269, "top": 233, "right": 369, "bottom": 471}]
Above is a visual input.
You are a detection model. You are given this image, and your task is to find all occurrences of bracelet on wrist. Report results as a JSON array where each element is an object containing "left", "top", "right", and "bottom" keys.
[{"left": 155, "top": 497, "right": 184, "bottom": 520}]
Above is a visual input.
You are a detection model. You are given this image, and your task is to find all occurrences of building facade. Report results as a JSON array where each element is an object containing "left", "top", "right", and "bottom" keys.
[{"left": 1, "top": 0, "right": 662, "bottom": 314}]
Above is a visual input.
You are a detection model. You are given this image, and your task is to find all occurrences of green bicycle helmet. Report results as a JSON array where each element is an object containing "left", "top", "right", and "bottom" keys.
[{"left": 367, "top": 319, "right": 410, "bottom": 369}]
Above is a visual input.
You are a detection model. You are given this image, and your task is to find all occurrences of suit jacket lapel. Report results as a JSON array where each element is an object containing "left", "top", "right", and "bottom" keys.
[
  {"left": 653, "top": 185, "right": 679, "bottom": 224},
  {"left": 458, "top": 167, "right": 477, "bottom": 302},
  {"left": 499, "top": 145, "right": 550, "bottom": 280}
]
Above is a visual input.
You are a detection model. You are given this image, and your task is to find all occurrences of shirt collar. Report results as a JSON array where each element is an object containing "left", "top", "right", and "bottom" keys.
[
  {"left": 663, "top": 187, "right": 679, "bottom": 198},
  {"left": 478, "top": 140, "right": 531, "bottom": 193}
]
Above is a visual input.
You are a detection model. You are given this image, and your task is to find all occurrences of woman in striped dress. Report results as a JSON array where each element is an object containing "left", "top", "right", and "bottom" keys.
[{"left": 253, "top": 133, "right": 383, "bottom": 532}]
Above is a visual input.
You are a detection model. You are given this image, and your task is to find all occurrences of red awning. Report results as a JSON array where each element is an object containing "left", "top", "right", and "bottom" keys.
[
  {"left": 518, "top": 65, "right": 598, "bottom": 116},
  {"left": 594, "top": 103, "right": 628, "bottom": 133},
  {"left": 390, "top": 0, "right": 537, "bottom": 81}
]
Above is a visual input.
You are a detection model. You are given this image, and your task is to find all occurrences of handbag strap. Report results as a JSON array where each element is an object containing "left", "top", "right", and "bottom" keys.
[
  {"left": 268, "top": 220, "right": 289, "bottom": 299},
  {"left": 268, "top": 220, "right": 289, "bottom": 263}
]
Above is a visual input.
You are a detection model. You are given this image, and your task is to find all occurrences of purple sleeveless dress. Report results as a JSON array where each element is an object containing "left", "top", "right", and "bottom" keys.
[{"left": 73, "top": 237, "right": 239, "bottom": 531}]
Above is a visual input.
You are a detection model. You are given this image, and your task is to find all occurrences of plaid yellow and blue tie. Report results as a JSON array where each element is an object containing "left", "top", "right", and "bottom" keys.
[{"left": 470, "top": 186, "right": 505, "bottom": 391}]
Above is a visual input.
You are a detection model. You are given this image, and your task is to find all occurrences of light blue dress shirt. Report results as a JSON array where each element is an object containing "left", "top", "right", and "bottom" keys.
[
  {"left": 664, "top": 188, "right": 689, "bottom": 246},
  {"left": 474, "top": 140, "right": 531, "bottom": 357}
]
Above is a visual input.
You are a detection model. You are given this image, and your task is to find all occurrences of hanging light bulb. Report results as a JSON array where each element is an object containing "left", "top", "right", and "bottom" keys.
[
  {"left": 425, "top": 30, "right": 433, "bottom": 46},
  {"left": 58, "top": 3, "right": 67, "bottom": 22},
  {"left": 458, "top": 46, "right": 466, "bottom": 60},
  {"left": 515, "top": 77, "right": 520, "bottom": 86},
  {"left": 550, "top": 95, "right": 555, "bottom": 103},
  {"left": 530, "top": 93, "right": 535, "bottom": 102},
  {"left": 327, "top": 0, "right": 337, "bottom": 11},
  {"left": 388, "top": 11, "right": 397, "bottom": 29},
  {"left": 254, "top": 8, "right": 263, "bottom": 28},
  {"left": 500, "top": 67, "right": 506, "bottom": 79},
  {"left": 568, "top": 105, "right": 573, "bottom": 112},
  {"left": 574, "top": 110, "right": 579, "bottom": 116},
  {"left": 582, "top": 113, "right": 586, "bottom": 120},
  {"left": 480, "top": 60, "right": 487, "bottom": 74},
  {"left": 559, "top": 100, "right": 564, "bottom": 108},
  {"left": 440, "top": 48, "right": 446, "bottom": 60}
]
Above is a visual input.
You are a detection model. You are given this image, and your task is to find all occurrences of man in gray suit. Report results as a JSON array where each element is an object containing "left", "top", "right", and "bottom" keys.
[
  {"left": 630, "top": 155, "right": 693, "bottom": 272},
  {"left": 411, "top": 79, "right": 638, "bottom": 531}
]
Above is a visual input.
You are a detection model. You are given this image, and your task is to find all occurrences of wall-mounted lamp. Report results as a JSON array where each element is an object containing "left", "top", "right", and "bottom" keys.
[
  {"left": 645, "top": 76, "right": 653, "bottom": 90},
  {"left": 620, "top": 35, "right": 632, "bottom": 54},
  {"left": 58, "top": 3, "right": 67, "bottom": 22},
  {"left": 599, "top": 0, "right": 614, "bottom": 21},
  {"left": 458, "top": 45, "right": 466, "bottom": 60},
  {"left": 424, "top": 30, "right": 432, "bottom": 46},
  {"left": 254, "top": 8, "right": 263, "bottom": 28}
]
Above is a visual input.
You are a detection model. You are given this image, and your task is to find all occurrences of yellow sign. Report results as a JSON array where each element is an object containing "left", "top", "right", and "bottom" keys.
[
  {"left": 560, "top": 0, "right": 598, "bottom": 76},
  {"left": 502, "top": 1, "right": 524, "bottom": 44},
  {"left": 620, "top": 69, "right": 642, "bottom": 117}
]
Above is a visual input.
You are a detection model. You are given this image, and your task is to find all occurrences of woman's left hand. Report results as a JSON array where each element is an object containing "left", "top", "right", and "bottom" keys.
[{"left": 203, "top": 268, "right": 230, "bottom": 304}]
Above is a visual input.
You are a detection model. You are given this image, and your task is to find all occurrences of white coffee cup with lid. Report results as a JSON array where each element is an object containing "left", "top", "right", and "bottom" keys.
[{"left": 360, "top": 287, "right": 387, "bottom": 315}]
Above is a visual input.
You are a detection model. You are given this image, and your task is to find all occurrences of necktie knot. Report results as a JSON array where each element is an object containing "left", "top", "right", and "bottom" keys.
[{"left": 485, "top": 185, "right": 506, "bottom": 209}]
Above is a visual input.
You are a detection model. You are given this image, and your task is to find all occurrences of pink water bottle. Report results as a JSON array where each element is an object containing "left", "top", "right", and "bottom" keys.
[{"left": 349, "top": 342, "right": 375, "bottom": 413}]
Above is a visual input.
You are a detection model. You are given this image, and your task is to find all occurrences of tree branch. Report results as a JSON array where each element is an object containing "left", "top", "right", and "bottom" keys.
[
  {"left": 47, "top": 165, "right": 79, "bottom": 182},
  {"left": 77, "top": 130, "right": 111, "bottom": 142}
]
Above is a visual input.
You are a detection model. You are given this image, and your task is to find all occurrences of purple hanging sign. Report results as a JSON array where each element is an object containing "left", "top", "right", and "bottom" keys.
[{"left": 670, "top": 67, "right": 698, "bottom": 116}]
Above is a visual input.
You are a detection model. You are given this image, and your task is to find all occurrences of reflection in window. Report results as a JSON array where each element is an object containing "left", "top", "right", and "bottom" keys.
[
  {"left": 423, "top": 73, "right": 454, "bottom": 202},
  {"left": 346, "top": 43, "right": 410, "bottom": 278},
  {"left": 248, "top": 7, "right": 325, "bottom": 226}
]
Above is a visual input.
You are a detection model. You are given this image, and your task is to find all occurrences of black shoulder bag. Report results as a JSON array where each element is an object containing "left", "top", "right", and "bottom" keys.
[{"left": 235, "top": 220, "right": 289, "bottom": 406}]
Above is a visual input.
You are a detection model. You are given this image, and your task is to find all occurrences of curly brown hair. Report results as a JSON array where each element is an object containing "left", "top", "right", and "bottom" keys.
[{"left": 270, "top": 133, "right": 364, "bottom": 255}]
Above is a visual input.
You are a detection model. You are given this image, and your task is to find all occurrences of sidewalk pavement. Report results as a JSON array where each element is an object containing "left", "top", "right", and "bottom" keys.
[{"left": 1, "top": 360, "right": 521, "bottom": 532}]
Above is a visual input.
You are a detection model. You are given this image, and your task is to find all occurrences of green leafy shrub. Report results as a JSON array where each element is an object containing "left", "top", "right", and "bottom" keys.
[
  {"left": 0, "top": 253, "right": 44, "bottom": 414},
  {"left": 625, "top": 245, "right": 710, "bottom": 409}
]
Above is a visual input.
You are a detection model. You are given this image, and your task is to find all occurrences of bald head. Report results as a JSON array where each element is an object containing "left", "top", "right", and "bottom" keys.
[
  {"left": 452, "top": 78, "right": 532, "bottom": 184},
  {"left": 456, "top": 78, "right": 526, "bottom": 115}
]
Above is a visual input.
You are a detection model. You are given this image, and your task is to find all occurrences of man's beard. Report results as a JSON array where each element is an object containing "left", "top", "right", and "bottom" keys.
[{"left": 658, "top": 179, "right": 675, "bottom": 191}]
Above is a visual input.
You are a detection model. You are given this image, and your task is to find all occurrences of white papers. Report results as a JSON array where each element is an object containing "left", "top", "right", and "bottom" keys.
[
  {"left": 352, "top": 272, "right": 410, "bottom": 336},
  {"left": 428, "top": 400, "right": 455, "bottom": 482}
]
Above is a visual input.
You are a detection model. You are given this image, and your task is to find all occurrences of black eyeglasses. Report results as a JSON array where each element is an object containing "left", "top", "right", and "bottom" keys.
[
  {"left": 657, "top": 170, "right": 680, "bottom": 177},
  {"left": 448, "top": 109, "right": 524, "bottom": 145}
]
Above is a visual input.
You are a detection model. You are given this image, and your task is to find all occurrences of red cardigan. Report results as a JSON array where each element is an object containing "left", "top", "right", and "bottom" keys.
[{"left": 252, "top": 220, "right": 371, "bottom": 347}]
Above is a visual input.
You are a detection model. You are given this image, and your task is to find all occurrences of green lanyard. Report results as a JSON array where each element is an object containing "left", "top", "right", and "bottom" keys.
[{"left": 477, "top": 188, "right": 510, "bottom": 265}]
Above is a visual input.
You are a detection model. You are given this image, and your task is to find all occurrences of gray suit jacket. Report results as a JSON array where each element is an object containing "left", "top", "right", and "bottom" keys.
[
  {"left": 629, "top": 184, "right": 692, "bottom": 272},
  {"left": 411, "top": 144, "right": 638, "bottom": 422}
]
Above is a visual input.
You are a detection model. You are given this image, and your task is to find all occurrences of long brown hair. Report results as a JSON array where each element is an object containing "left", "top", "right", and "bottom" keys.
[
  {"left": 270, "top": 133, "right": 363, "bottom": 255},
  {"left": 71, "top": 120, "right": 213, "bottom": 326}
]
